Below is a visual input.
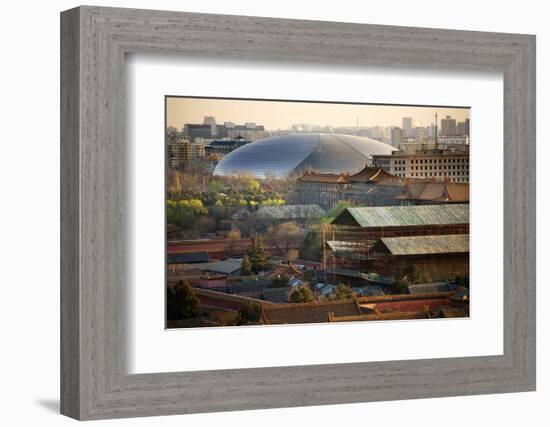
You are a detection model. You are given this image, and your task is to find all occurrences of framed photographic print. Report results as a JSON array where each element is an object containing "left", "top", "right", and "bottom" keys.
[
  {"left": 164, "top": 96, "right": 472, "bottom": 329},
  {"left": 61, "top": 6, "right": 536, "bottom": 420}
]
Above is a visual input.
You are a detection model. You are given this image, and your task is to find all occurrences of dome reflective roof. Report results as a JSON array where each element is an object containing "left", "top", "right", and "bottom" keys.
[{"left": 213, "top": 134, "right": 394, "bottom": 179}]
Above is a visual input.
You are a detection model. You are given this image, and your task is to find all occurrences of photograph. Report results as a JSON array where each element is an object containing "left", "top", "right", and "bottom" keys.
[{"left": 165, "top": 97, "right": 471, "bottom": 328}]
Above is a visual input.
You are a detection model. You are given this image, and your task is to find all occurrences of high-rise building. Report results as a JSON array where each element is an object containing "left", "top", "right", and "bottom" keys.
[
  {"left": 402, "top": 117, "right": 413, "bottom": 137},
  {"left": 440, "top": 115, "right": 457, "bottom": 136},
  {"left": 414, "top": 127, "right": 425, "bottom": 145},
  {"left": 391, "top": 127, "right": 404, "bottom": 146},
  {"left": 203, "top": 116, "right": 218, "bottom": 137},
  {"left": 184, "top": 120, "right": 267, "bottom": 141}
]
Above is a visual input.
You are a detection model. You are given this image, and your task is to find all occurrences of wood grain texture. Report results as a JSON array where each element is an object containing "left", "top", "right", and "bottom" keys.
[
  {"left": 60, "top": 6, "right": 536, "bottom": 420},
  {"left": 60, "top": 7, "right": 80, "bottom": 419}
]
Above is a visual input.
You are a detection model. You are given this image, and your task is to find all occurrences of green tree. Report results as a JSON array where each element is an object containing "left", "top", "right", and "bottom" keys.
[
  {"left": 286, "top": 248, "right": 299, "bottom": 261},
  {"left": 303, "top": 269, "right": 317, "bottom": 288},
  {"left": 207, "top": 179, "right": 224, "bottom": 194},
  {"left": 455, "top": 275, "right": 470, "bottom": 288},
  {"left": 246, "top": 178, "right": 260, "bottom": 192},
  {"left": 241, "top": 254, "right": 252, "bottom": 276},
  {"left": 404, "top": 264, "right": 431, "bottom": 284},
  {"left": 322, "top": 201, "right": 353, "bottom": 223},
  {"left": 246, "top": 234, "right": 271, "bottom": 272},
  {"left": 235, "top": 301, "right": 262, "bottom": 325},
  {"left": 225, "top": 229, "right": 241, "bottom": 256},
  {"left": 166, "top": 280, "right": 201, "bottom": 321},
  {"left": 332, "top": 284, "right": 356, "bottom": 300},
  {"left": 299, "top": 228, "right": 321, "bottom": 262},
  {"left": 269, "top": 274, "right": 290, "bottom": 288},
  {"left": 392, "top": 277, "right": 409, "bottom": 295},
  {"left": 290, "top": 286, "right": 314, "bottom": 303},
  {"left": 265, "top": 221, "right": 301, "bottom": 256}
]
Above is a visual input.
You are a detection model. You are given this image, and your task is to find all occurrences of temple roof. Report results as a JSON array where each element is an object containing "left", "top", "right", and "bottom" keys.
[
  {"left": 348, "top": 165, "right": 404, "bottom": 185},
  {"left": 262, "top": 299, "right": 362, "bottom": 324},
  {"left": 297, "top": 172, "right": 349, "bottom": 184},
  {"left": 375, "top": 234, "right": 470, "bottom": 256},
  {"left": 331, "top": 204, "right": 469, "bottom": 228},
  {"left": 396, "top": 181, "right": 469, "bottom": 202},
  {"left": 264, "top": 263, "right": 304, "bottom": 280}
]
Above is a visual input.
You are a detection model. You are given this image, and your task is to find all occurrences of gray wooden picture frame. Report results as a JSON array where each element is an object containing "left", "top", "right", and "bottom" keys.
[{"left": 60, "top": 5, "right": 536, "bottom": 421}]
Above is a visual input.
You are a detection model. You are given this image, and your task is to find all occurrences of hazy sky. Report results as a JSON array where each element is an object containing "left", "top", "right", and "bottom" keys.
[{"left": 166, "top": 97, "right": 469, "bottom": 130}]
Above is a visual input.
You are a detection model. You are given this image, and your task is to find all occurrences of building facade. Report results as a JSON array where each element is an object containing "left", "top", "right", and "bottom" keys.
[
  {"left": 440, "top": 115, "right": 457, "bottom": 136},
  {"left": 372, "top": 145, "right": 469, "bottom": 183},
  {"left": 437, "top": 135, "right": 469, "bottom": 146},
  {"left": 327, "top": 204, "right": 470, "bottom": 273},
  {"left": 204, "top": 137, "right": 251, "bottom": 156},
  {"left": 367, "top": 234, "right": 469, "bottom": 281},
  {"left": 295, "top": 172, "right": 350, "bottom": 209},
  {"left": 391, "top": 127, "right": 404, "bottom": 146},
  {"left": 184, "top": 117, "right": 267, "bottom": 142},
  {"left": 167, "top": 137, "right": 206, "bottom": 169},
  {"left": 295, "top": 166, "right": 409, "bottom": 210}
]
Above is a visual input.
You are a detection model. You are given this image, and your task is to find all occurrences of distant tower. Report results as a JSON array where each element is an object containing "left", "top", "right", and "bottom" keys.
[{"left": 435, "top": 112, "right": 439, "bottom": 147}]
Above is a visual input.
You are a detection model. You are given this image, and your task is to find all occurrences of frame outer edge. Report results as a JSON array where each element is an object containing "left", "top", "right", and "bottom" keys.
[
  {"left": 61, "top": 6, "right": 537, "bottom": 420},
  {"left": 60, "top": 6, "right": 81, "bottom": 420}
]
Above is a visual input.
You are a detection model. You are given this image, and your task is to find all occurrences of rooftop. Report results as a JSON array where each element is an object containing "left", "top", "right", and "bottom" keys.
[
  {"left": 376, "top": 234, "right": 469, "bottom": 256},
  {"left": 167, "top": 251, "right": 209, "bottom": 264},
  {"left": 348, "top": 166, "right": 404, "bottom": 186},
  {"left": 262, "top": 299, "right": 362, "bottom": 325},
  {"left": 265, "top": 263, "right": 305, "bottom": 280},
  {"left": 331, "top": 203, "right": 469, "bottom": 228},
  {"left": 262, "top": 287, "right": 294, "bottom": 303},
  {"left": 297, "top": 172, "right": 349, "bottom": 184},
  {"left": 373, "top": 147, "right": 469, "bottom": 157},
  {"left": 255, "top": 204, "right": 326, "bottom": 220},
  {"left": 193, "top": 258, "right": 243, "bottom": 275},
  {"left": 396, "top": 181, "right": 469, "bottom": 203}
]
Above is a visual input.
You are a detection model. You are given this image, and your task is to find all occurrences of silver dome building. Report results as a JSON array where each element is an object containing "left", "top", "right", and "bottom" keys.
[{"left": 213, "top": 133, "right": 394, "bottom": 179}]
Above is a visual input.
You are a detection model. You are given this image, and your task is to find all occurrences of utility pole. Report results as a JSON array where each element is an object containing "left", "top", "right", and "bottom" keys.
[{"left": 322, "top": 224, "right": 327, "bottom": 284}]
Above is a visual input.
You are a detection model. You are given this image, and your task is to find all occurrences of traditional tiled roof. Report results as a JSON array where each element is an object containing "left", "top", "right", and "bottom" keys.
[
  {"left": 326, "top": 240, "right": 367, "bottom": 253},
  {"left": 193, "top": 258, "right": 242, "bottom": 275},
  {"left": 262, "top": 299, "right": 362, "bottom": 325},
  {"left": 445, "top": 183, "right": 470, "bottom": 202},
  {"left": 396, "top": 181, "right": 469, "bottom": 202},
  {"left": 167, "top": 267, "right": 203, "bottom": 277},
  {"left": 376, "top": 234, "right": 469, "bottom": 256},
  {"left": 331, "top": 204, "right": 469, "bottom": 228},
  {"left": 167, "top": 252, "right": 209, "bottom": 264},
  {"left": 297, "top": 172, "right": 349, "bottom": 184},
  {"left": 348, "top": 166, "right": 404, "bottom": 186},
  {"left": 228, "top": 279, "right": 270, "bottom": 298},
  {"left": 264, "top": 263, "right": 305, "bottom": 280},
  {"left": 328, "top": 311, "right": 428, "bottom": 322},
  {"left": 262, "top": 287, "right": 294, "bottom": 303},
  {"left": 255, "top": 204, "right": 326, "bottom": 220}
]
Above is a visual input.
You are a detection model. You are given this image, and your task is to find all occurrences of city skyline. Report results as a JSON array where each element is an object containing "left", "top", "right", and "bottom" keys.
[{"left": 166, "top": 97, "right": 470, "bottom": 131}]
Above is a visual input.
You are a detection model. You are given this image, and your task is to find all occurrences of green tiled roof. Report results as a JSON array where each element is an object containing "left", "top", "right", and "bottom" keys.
[
  {"left": 380, "top": 234, "right": 469, "bottom": 255},
  {"left": 332, "top": 204, "right": 469, "bottom": 228}
]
